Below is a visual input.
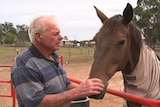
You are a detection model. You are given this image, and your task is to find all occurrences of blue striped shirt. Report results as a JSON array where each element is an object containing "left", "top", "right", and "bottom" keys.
[{"left": 11, "top": 44, "right": 71, "bottom": 107}]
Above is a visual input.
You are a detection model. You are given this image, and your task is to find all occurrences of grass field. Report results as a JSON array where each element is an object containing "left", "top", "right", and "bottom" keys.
[
  {"left": 1, "top": 45, "right": 160, "bottom": 65},
  {"left": 57, "top": 47, "right": 95, "bottom": 63},
  {"left": 0, "top": 45, "right": 95, "bottom": 64},
  {"left": 0, "top": 46, "right": 26, "bottom": 64}
]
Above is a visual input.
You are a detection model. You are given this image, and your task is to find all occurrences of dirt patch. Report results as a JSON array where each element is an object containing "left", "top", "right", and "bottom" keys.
[{"left": 0, "top": 63, "right": 123, "bottom": 107}]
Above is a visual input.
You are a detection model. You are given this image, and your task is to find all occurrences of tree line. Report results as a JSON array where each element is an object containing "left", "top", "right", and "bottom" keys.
[
  {"left": 133, "top": 0, "right": 160, "bottom": 49},
  {"left": 0, "top": 0, "right": 160, "bottom": 48},
  {"left": 0, "top": 22, "right": 29, "bottom": 46}
]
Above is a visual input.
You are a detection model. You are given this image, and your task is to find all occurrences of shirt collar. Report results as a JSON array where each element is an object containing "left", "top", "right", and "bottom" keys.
[{"left": 29, "top": 44, "right": 60, "bottom": 63}]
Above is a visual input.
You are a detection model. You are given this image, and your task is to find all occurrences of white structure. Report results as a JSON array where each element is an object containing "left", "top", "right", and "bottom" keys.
[{"left": 60, "top": 39, "right": 73, "bottom": 46}]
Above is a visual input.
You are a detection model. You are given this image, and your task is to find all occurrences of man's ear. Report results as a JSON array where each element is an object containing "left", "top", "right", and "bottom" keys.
[{"left": 35, "top": 32, "right": 42, "bottom": 42}]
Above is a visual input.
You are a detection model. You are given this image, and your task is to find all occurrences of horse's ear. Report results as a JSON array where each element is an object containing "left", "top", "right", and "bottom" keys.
[
  {"left": 122, "top": 3, "right": 133, "bottom": 25},
  {"left": 94, "top": 6, "right": 108, "bottom": 23}
]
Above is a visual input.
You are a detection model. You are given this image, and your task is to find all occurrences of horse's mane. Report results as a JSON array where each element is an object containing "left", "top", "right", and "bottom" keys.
[
  {"left": 128, "top": 23, "right": 143, "bottom": 72},
  {"left": 129, "top": 22, "right": 142, "bottom": 50}
]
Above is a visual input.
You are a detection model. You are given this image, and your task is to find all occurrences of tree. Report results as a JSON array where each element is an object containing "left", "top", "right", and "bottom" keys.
[
  {"left": 0, "top": 22, "right": 30, "bottom": 46},
  {"left": 133, "top": 0, "right": 160, "bottom": 48},
  {"left": 0, "top": 25, "right": 4, "bottom": 44},
  {"left": 0, "top": 22, "right": 16, "bottom": 44},
  {"left": 63, "top": 35, "right": 68, "bottom": 40},
  {"left": 0, "top": 22, "right": 16, "bottom": 34},
  {"left": 16, "top": 24, "right": 29, "bottom": 41},
  {"left": 3, "top": 32, "right": 16, "bottom": 44}
]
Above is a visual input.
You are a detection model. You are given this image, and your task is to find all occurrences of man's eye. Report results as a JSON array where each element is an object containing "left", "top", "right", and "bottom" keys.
[{"left": 52, "top": 33, "right": 58, "bottom": 36}]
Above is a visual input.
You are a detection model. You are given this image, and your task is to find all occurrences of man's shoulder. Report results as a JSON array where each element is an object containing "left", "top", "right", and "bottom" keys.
[{"left": 17, "top": 48, "right": 33, "bottom": 60}]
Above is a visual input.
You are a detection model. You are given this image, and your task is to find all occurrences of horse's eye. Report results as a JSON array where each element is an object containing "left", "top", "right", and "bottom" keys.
[{"left": 118, "top": 39, "right": 125, "bottom": 46}]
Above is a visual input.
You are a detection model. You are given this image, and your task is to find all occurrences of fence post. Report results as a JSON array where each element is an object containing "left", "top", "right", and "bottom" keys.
[
  {"left": 11, "top": 82, "right": 16, "bottom": 107},
  {"left": 59, "top": 56, "right": 64, "bottom": 67}
]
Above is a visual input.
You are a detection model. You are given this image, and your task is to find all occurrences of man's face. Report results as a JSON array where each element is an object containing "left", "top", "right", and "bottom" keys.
[{"left": 38, "top": 20, "right": 63, "bottom": 52}]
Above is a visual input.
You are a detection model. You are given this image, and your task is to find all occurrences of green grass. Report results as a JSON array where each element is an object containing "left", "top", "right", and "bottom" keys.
[
  {"left": 57, "top": 47, "right": 94, "bottom": 63},
  {"left": 2, "top": 45, "right": 160, "bottom": 65},
  {"left": 0, "top": 45, "right": 27, "bottom": 64},
  {"left": 0, "top": 45, "right": 95, "bottom": 64}
]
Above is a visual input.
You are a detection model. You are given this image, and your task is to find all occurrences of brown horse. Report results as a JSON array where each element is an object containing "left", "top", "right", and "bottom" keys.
[{"left": 89, "top": 3, "right": 160, "bottom": 107}]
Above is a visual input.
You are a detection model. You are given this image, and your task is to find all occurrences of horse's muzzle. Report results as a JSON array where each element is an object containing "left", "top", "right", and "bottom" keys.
[{"left": 89, "top": 88, "right": 106, "bottom": 99}]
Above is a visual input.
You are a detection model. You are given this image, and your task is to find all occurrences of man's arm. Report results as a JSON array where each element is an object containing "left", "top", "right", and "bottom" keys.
[{"left": 37, "top": 78, "right": 104, "bottom": 107}]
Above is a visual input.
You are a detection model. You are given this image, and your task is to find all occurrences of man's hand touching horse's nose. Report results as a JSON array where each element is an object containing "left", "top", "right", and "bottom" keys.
[{"left": 74, "top": 78, "right": 104, "bottom": 97}]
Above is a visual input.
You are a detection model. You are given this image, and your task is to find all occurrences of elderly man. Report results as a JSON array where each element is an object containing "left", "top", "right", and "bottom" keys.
[{"left": 11, "top": 15, "right": 104, "bottom": 107}]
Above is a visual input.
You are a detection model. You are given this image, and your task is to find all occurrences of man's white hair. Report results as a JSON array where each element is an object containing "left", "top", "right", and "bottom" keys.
[{"left": 28, "top": 15, "right": 56, "bottom": 43}]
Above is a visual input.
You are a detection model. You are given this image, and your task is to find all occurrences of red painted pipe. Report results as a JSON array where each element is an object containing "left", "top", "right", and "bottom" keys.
[
  {"left": 59, "top": 56, "right": 64, "bottom": 67},
  {"left": 68, "top": 76, "right": 160, "bottom": 107},
  {"left": 0, "top": 80, "right": 11, "bottom": 83},
  {"left": 0, "top": 65, "right": 12, "bottom": 68},
  {"left": 11, "top": 83, "right": 16, "bottom": 107}
]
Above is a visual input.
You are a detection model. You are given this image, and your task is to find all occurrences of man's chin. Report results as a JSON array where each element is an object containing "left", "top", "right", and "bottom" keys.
[{"left": 55, "top": 47, "right": 60, "bottom": 51}]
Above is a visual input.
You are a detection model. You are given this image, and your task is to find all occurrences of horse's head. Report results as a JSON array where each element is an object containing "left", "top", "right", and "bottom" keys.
[{"left": 89, "top": 3, "right": 133, "bottom": 99}]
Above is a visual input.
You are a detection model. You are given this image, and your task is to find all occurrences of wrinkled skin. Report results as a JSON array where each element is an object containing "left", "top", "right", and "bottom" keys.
[{"left": 89, "top": 3, "right": 141, "bottom": 107}]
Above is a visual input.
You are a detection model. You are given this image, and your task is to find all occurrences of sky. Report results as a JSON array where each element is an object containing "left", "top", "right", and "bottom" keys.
[{"left": 0, "top": 0, "right": 137, "bottom": 41}]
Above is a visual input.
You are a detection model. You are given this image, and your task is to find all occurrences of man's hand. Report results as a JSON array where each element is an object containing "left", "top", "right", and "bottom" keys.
[{"left": 75, "top": 78, "right": 104, "bottom": 97}]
